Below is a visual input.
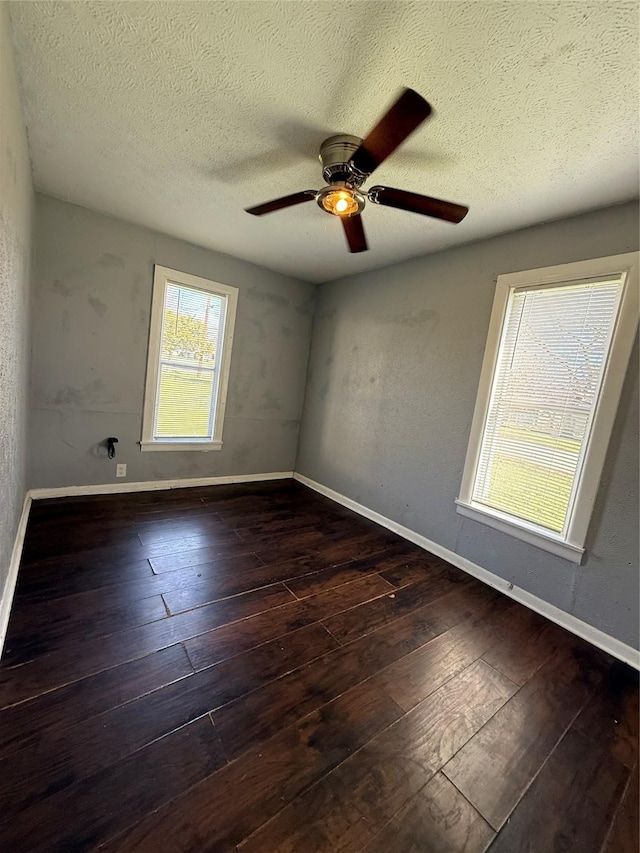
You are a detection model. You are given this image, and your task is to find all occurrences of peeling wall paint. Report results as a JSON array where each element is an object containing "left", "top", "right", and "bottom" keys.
[
  {"left": 29, "top": 195, "right": 315, "bottom": 488},
  {"left": 0, "top": 6, "right": 33, "bottom": 595},
  {"left": 297, "top": 202, "right": 640, "bottom": 649}
]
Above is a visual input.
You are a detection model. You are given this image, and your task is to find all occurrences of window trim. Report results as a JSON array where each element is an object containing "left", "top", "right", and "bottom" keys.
[
  {"left": 140, "top": 265, "right": 238, "bottom": 452},
  {"left": 456, "top": 252, "right": 639, "bottom": 563}
]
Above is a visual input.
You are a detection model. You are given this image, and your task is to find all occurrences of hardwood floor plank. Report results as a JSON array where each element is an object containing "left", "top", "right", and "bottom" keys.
[
  {"left": 20, "top": 537, "right": 149, "bottom": 569},
  {"left": 23, "top": 524, "right": 137, "bottom": 553},
  {"left": 128, "top": 502, "right": 217, "bottom": 522},
  {"left": 1, "top": 659, "right": 246, "bottom": 814},
  {"left": 0, "top": 644, "right": 193, "bottom": 760},
  {"left": 211, "top": 585, "right": 502, "bottom": 762},
  {"left": 294, "top": 571, "right": 395, "bottom": 612},
  {"left": 185, "top": 622, "right": 340, "bottom": 698},
  {"left": 13, "top": 551, "right": 265, "bottom": 609},
  {"left": 379, "top": 554, "right": 448, "bottom": 588},
  {"left": 322, "top": 569, "right": 472, "bottom": 644},
  {"left": 213, "top": 501, "right": 348, "bottom": 529},
  {"left": 141, "top": 529, "right": 244, "bottom": 559},
  {"left": 21, "top": 528, "right": 143, "bottom": 562},
  {"left": 99, "top": 680, "right": 403, "bottom": 852},
  {"left": 162, "top": 552, "right": 340, "bottom": 615},
  {"left": 311, "top": 530, "right": 406, "bottom": 566},
  {"left": 28, "top": 502, "right": 138, "bottom": 523},
  {"left": 397, "top": 578, "right": 502, "bottom": 634},
  {"left": 135, "top": 514, "right": 231, "bottom": 545},
  {"left": 481, "top": 604, "right": 565, "bottom": 685},
  {"left": 149, "top": 537, "right": 257, "bottom": 573},
  {"left": 0, "top": 715, "right": 226, "bottom": 853},
  {"left": 182, "top": 573, "right": 395, "bottom": 672},
  {"left": 14, "top": 557, "right": 154, "bottom": 602},
  {"left": 2, "top": 593, "right": 168, "bottom": 666},
  {"left": 234, "top": 511, "right": 340, "bottom": 541},
  {"left": 487, "top": 729, "right": 628, "bottom": 853},
  {"left": 284, "top": 545, "right": 416, "bottom": 598},
  {"left": 0, "top": 583, "right": 295, "bottom": 707},
  {"left": 362, "top": 773, "right": 494, "bottom": 853},
  {"left": 197, "top": 491, "right": 306, "bottom": 515},
  {"left": 206, "top": 503, "right": 319, "bottom": 525},
  {"left": 180, "top": 600, "right": 306, "bottom": 672},
  {"left": 211, "top": 635, "right": 411, "bottom": 761},
  {"left": 573, "top": 661, "right": 639, "bottom": 768},
  {"left": 191, "top": 479, "right": 301, "bottom": 499},
  {"left": 250, "top": 530, "right": 360, "bottom": 567},
  {"left": 30, "top": 487, "right": 206, "bottom": 515},
  {"left": 371, "top": 595, "right": 515, "bottom": 712},
  {"left": 2, "top": 625, "right": 342, "bottom": 817},
  {"left": 442, "top": 643, "right": 607, "bottom": 830},
  {"left": 239, "top": 659, "right": 513, "bottom": 852},
  {"left": 7, "top": 587, "right": 165, "bottom": 640},
  {"left": 202, "top": 492, "right": 319, "bottom": 519},
  {"left": 186, "top": 581, "right": 480, "bottom": 681},
  {"left": 149, "top": 524, "right": 368, "bottom": 574},
  {"left": 602, "top": 764, "right": 639, "bottom": 853},
  {"left": 158, "top": 579, "right": 296, "bottom": 623}
]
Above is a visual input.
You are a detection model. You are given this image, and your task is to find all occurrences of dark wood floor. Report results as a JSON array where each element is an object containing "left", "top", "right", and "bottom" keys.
[{"left": 0, "top": 479, "right": 637, "bottom": 852}]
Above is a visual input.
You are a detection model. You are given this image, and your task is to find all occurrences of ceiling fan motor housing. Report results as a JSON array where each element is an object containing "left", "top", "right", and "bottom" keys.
[
  {"left": 319, "top": 134, "right": 365, "bottom": 186},
  {"left": 246, "top": 89, "right": 468, "bottom": 250}
]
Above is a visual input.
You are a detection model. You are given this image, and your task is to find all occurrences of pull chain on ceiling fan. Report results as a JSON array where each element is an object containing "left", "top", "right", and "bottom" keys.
[{"left": 245, "top": 88, "right": 469, "bottom": 253}]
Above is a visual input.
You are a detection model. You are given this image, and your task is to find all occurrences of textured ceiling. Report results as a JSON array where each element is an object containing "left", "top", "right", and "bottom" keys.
[{"left": 9, "top": 1, "right": 639, "bottom": 283}]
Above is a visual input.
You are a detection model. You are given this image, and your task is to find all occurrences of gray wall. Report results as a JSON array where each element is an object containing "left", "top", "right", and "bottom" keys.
[
  {"left": 29, "top": 195, "right": 315, "bottom": 488},
  {"left": 0, "top": 6, "right": 33, "bottom": 595},
  {"left": 297, "top": 201, "right": 639, "bottom": 649}
]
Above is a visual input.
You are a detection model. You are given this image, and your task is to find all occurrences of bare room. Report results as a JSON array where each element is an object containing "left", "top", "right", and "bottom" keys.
[{"left": 0, "top": 2, "right": 638, "bottom": 851}]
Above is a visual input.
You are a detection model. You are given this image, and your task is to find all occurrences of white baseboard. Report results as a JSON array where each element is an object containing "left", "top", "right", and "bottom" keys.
[
  {"left": 0, "top": 494, "right": 32, "bottom": 657},
  {"left": 29, "top": 471, "right": 294, "bottom": 500},
  {"left": 294, "top": 472, "right": 640, "bottom": 671}
]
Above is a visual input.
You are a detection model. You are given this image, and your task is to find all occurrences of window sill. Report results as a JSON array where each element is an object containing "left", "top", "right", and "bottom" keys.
[
  {"left": 454, "top": 499, "right": 584, "bottom": 564},
  {"left": 140, "top": 440, "right": 222, "bottom": 452}
]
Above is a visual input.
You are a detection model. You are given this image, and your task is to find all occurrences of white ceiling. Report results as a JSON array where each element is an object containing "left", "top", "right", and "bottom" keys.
[{"left": 9, "top": 1, "right": 639, "bottom": 283}]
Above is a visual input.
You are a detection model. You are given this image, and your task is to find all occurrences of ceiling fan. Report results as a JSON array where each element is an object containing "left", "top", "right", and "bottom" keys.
[{"left": 245, "top": 88, "right": 469, "bottom": 253}]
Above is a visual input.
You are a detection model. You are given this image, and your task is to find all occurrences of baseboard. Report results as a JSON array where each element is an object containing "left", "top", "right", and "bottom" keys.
[
  {"left": 294, "top": 472, "right": 640, "bottom": 671},
  {"left": 0, "top": 494, "right": 32, "bottom": 657},
  {"left": 29, "top": 471, "right": 295, "bottom": 500}
]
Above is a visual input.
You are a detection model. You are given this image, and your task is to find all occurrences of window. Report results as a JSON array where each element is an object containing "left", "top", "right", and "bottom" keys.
[
  {"left": 457, "top": 253, "right": 638, "bottom": 563},
  {"left": 141, "top": 265, "right": 238, "bottom": 451}
]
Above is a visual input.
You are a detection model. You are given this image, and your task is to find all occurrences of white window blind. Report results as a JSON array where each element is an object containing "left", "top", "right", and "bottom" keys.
[
  {"left": 155, "top": 283, "right": 226, "bottom": 440},
  {"left": 472, "top": 277, "right": 624, "bottom": 535}
]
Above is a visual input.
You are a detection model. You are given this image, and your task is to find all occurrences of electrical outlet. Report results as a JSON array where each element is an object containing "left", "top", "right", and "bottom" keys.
[{"left": 116, "top": 463, "right": 127, "bottom": 478}]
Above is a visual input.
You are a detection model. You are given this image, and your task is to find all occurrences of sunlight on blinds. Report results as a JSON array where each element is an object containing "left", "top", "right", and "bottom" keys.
[
  {"left": 472, "top": 277, "right": 623, "bottom": 533},
  {"left": 154, "top": 283, "right": 226, "bottom": 439}
]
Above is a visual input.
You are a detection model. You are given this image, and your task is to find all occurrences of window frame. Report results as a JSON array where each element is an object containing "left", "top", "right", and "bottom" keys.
[
  {"left": 140, "top": 265, "right": 238, "bottom": 452},
  {"left": 456, "top": 252, "right": 639, "bottom": 563}
]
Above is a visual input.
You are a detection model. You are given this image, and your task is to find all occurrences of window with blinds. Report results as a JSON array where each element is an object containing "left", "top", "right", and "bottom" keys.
[
  {"left": 473, "top": 278, "right": 624, "bottom": 534},
  {"left": 457, "top": 253, "right": 638, "bottom": 563},
  {"left": 141, "top": 267, "right": 238, "bottom": 451}
]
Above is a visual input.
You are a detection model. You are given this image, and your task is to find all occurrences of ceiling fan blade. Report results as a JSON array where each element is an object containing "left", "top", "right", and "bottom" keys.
[
  {"left": 245, "top": 190, "right": 317, "bottom": 216},
  {"left": 369, "top": 185, "right": 468, "bottom": 223},
  {"left": 350, "top": 88, "right": 432, "bottom": 176},
  {"left": 342, "top": 214, "right": 368, "bottom": 253}
]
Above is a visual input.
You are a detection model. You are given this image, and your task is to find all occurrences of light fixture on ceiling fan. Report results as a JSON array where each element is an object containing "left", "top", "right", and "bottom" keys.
[{"left": 245, "top": 88, "right": 469, "bottom": 253}]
